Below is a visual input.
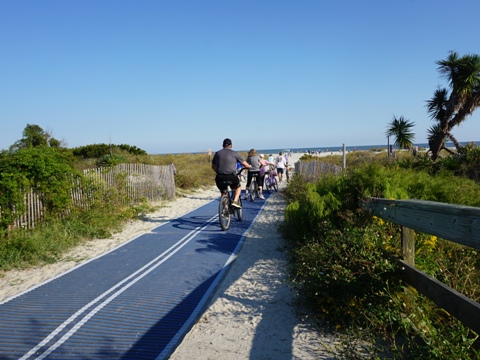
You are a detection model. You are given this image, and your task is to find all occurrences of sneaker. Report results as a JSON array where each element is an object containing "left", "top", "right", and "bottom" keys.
[
  {"left": 259, "top": 195, "right": 265, "bottom": 200},
  {"left": 231, "top": 201, "right": 242, "bottom": 209},
  {"left": 242, "top": 194, "right": 249, "bottom": 200}
]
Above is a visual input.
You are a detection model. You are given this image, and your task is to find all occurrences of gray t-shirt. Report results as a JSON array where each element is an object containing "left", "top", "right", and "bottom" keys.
[
  {"left": 212, "top": 148, "right": 245, "bottom": 175},
  {"left": 247, "top": 155, "right": 260, "bottom": 171}
]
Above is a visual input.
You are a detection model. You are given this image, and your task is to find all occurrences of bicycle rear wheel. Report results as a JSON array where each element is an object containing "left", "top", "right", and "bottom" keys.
[
  {"left": 264, "top": 177, "right": 269, "bottom": 193},
  {"left": 249, "top": 179, "right": 256, "bottom": 201},
  {"left": 273, "top": 178, "right": 278, "bottom": 191},
  {"left": 219, "top": 195, "right": 231, "bottom": 230}
]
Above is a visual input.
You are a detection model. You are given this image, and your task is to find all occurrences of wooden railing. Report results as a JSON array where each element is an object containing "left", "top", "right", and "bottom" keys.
[
  {"left": 364, "top": 198, "right": 480, "bottom": 334},
  {"left": 6, "top": 163, "right": 176, "bottom": 230}
]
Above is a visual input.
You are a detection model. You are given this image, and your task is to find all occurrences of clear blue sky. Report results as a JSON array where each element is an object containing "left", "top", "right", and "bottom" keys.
[{"left": 1, "top": 0, "right": 479, "bottom": 154}]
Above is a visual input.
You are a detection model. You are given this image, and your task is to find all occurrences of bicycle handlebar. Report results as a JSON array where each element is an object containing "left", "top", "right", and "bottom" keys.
[{"left": 236, "top": 167, "right": 248, "bottom": 175}]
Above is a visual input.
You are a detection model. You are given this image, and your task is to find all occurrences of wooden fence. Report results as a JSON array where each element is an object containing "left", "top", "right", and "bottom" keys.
[
  {"left": 7, "top": 163, "right": 176, "bottom": 230},
  {"left": 294, "top": 160, "right": 342, "bottom": 181},
  {"left": 364, "top": 197, "right": 480, "bottom": 334},
  {"left": 83, "top": 163, "right": 176, "bottom": 203}
]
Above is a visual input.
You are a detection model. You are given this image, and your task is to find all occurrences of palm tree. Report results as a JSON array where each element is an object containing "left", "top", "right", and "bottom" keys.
[
  {"left": 426, "top": 51, "right": 480, "bottom": 160},
  {"left": 386, "top": 115, "right": 415, "bottom": 151}
]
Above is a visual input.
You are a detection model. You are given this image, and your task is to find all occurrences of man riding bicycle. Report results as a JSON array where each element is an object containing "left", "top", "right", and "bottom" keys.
[{"left": 212, "top": 138, "right": 251, "bottom": 208}]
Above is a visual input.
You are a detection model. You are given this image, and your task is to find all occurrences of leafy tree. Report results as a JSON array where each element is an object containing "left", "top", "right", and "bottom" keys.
[
  {"left": 385, "top": 115, "right": 415, "bottom": 150},
  {"left": 10, "top": 124, "right": 63, "bottom": 151},
  {"left": 426, "top": 52, "right": 480, "bottom": 160}
]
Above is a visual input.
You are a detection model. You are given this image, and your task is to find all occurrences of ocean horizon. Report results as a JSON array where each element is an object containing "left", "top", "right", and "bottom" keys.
[
  {"left": 164, "top": 141, "right": 480, "bottom": 156},
  {"left": 253, "top": 141, "right": 480, "bottom": 156}
]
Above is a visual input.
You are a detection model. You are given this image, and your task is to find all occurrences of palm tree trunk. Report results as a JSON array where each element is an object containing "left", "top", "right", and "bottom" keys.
[
  {"left": 429, "top": 132, "right": 446, "bottom": 160},
  {"left": 446, "top": 131, "right": 463, "bottom": 153}
]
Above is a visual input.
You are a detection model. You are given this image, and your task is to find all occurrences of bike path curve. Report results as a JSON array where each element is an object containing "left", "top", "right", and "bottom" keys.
[{"left": 0, "top": 192, "right": 272, "bottom": 359}]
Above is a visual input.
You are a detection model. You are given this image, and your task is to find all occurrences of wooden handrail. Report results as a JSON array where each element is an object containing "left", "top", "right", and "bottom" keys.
[
  {"left": 364, "top": 197, "right": 480, "bottom": 334},
  {"left": 364, "top": 197, "right": 480, "bottom": 250}
]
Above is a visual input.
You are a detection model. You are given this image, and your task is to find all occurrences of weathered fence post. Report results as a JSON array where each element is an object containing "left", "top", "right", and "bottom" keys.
[{"left": 402, "top": 226, "right": 415, "bottom": 266}]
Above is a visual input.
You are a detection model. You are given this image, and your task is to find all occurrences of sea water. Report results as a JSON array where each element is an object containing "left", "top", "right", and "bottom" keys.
[{"left": 255, "top": 141, "right": 480, "bottom": 156}]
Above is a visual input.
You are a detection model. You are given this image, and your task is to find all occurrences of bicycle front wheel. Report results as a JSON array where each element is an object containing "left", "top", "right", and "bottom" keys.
[
  {"left": 273, "top": 178, "right": 278, "bottom": 192},
  {"left": 219, "top": 196, "right": 231, "bottom": 230},
  {"left": 237, "top": 196, "right": 243, "bottom": 221}
]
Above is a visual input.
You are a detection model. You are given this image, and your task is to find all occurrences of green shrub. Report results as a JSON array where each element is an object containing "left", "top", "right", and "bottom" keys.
[
  {"left": 0, "top": 147, "right": 78, "bottom": 229},
  {"left": 96, "top": 153, "right": 126, "bottom": 167}
]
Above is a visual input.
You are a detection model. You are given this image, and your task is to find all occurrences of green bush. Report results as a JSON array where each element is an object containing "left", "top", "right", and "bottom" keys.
[
  {"left": 72, "top": 143, "right": 147, "bottom": 159},
  {"left": 0, "top": 147, "right": 78, "bottom": 229}
]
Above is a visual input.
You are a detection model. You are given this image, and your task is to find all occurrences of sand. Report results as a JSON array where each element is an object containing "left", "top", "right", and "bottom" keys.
[{"left": 0, "top": 152, "right": 339, "bottom": 359}]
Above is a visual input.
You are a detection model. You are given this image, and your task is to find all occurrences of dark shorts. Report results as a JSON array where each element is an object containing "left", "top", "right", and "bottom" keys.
[
  {"left": 277, "top": 167, "right": 284, "bottom": 174},
  {"left": 215, "top": 173, "right": 241, "bottom": 192}
]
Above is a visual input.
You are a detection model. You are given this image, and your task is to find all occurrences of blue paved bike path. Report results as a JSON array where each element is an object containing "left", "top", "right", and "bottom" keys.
[{"left": 0, "top": 192, "right": 271, "bottom": 359}]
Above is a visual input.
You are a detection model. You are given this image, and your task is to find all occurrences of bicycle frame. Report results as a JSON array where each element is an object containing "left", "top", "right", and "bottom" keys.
[{"left": 264, "top": 167, "right": 278, "bottom": 192}]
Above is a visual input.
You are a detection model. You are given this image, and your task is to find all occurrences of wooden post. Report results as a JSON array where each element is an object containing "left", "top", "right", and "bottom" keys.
[
  {"left": 402, "top": 226, "right": 415, "bottom": 266},
  {"left": 342, "top": 143, "right": 346, "bottom": 170},
  {"left": 387, "top": 135, "right": 390, "bottom": 158}
]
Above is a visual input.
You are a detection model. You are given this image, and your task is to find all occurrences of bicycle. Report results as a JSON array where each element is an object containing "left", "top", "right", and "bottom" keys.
[
  {"left": 218, "top": 171, "right": 244, "bottom": 231},
  {"left": 249, "top": 171, "right": 260, "bottom": 201},
  {"left": 264, "top": 166, "right": 278, "bottom": 192}
]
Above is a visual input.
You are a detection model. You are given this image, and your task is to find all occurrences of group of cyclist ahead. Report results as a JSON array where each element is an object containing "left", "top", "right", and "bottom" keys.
[
  {"left": 212, "top": 138, "right": 288, "bottom": 230},
  {"left": 211, "top": 138, "right": 289, "bottom": 208}
]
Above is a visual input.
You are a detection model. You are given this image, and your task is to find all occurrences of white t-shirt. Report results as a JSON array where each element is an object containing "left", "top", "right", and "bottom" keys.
[{"left": 276, "top": 155, "right": 286, "bottom": 169}]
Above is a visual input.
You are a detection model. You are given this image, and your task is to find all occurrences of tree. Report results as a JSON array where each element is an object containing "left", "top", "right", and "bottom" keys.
[
  {"left": 9, "top": 124, "right": 63, "bottom": 152},
  {"left": 386, "top": 115, "right": 415, "bottom": 150},
  {"left": 426, "top": 51, "right": 480, "bottom": 160}
]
